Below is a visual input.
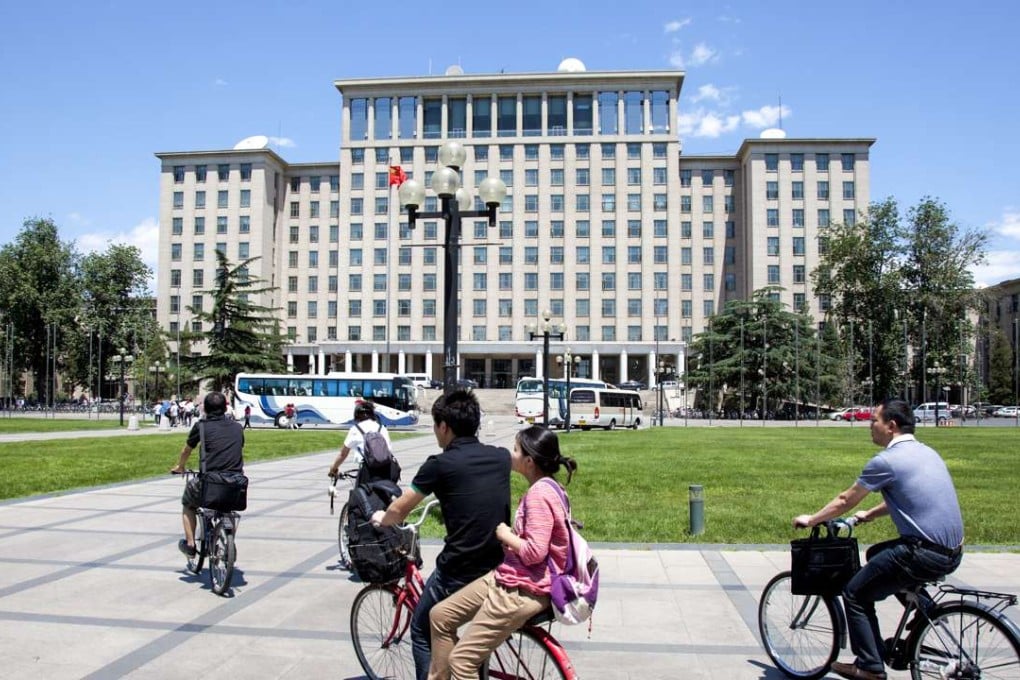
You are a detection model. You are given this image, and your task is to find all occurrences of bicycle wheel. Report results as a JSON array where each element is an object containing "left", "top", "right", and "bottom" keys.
[
  {"left": 351, "top": 584, "right": 414, "bottom": 680},
  {"left": 909, "top": 602, "right": 1020, "bottom": 679},
  {"left": 338, "top": 503, "right": 351, "bottom": 567},
  {"left": 186, "top": 516, "right": 205, "bottom": 574},
  {"left": 758, "top": 571, "right": 839, "bottom": 680},
  {"left": 486, "top": 626, "right": 572, "bottom": 680},
  {"left": 208, "top": 520, "right": 235, "bottom": 596}
]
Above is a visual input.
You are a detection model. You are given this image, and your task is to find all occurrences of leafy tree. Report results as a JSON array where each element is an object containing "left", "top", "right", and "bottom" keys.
[
  {"left": 685, "top": 288, "right": 842, "bottom": 417},
  {"left": 987, "top": 325, "right": 1016, "bottom": 404},
  {"left": 813, "top": 197, "right": 987, "bottom": 405},
  {"left": 0, "top": 218, "right": 78, "bottom": 400},
  {"left": 181, "top": 251, "right": 285, "bottom": 392}
]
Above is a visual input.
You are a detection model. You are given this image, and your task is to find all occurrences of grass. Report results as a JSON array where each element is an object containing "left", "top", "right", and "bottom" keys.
[
  {"left": 0, "top": 417, "right": 132, "bottom": 433},
  {"left": 3, "top": 425, "right": 1018, "bottom": 546}
]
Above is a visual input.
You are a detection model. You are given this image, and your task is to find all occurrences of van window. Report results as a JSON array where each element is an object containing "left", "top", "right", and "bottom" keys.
[{"left": 569, "top": 390, "right": 596, "bottom": 404}]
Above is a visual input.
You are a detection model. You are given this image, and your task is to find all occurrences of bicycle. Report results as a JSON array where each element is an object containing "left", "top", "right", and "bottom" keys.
[
  {"left": 174, "top": 469, "right": 241, "bottom": 596},
  {"left": 328, "top": 468, "right": 360, "bottom": 567},
  {"left": 758, "top": 517, "right": 1020, "bottom": 679},
  {"left": 349, "top": 499, "right": 577, "bottom": 680}
]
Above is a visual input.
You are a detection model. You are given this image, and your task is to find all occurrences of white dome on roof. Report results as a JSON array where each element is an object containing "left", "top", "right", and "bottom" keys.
[
  {"left": 557, "top": 57, "right": 586, "bottom": 73},
  {"left": 760, "top": 128, "right": 787, "bottom": 139},
  {"left": 233, "top": 135, "right": 269, "bottom": 150},
  {"left": 444, "top": 65, "right": 464, "bottom": 76}
]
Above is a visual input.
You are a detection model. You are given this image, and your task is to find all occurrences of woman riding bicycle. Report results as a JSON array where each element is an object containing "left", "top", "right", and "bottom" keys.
[
  {"left": 427, "top": 425, "right": 577, "bottom": 680},
  {"left": 792, "top": 398, "right": 963, "bottom": 680},
  {"left": 328, "top": 400, "right": 393, "bottom": 480}
]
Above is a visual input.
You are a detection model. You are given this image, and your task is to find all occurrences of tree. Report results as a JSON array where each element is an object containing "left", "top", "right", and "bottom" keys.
[
  {"left": 0, "top": 218, "right": 78, "bottom": 401},
  {"left": 685, "top": 288, "right": 843, "bottom": 417},
  {"left": 182, "top": 251, "right": 285, "bottom": 392},
  {"left": 987, "top": 325, "right": 1015, "bottom": 404},
  {"left": 813, "top": 197, "right": 988, "bottom": 404}
]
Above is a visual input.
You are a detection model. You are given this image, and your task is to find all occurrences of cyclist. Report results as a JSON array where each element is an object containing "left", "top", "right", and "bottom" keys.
[
  {"left": 328, "top": 400, "right": 392, "bottom": 479},
  {"left": 428, "top": 425, "right": 576, "bottom": 680},
  {"left": 169, "top": 391, "right": 245, "bottom": 557},
  {"left": 371, "top": 389, "right": 511, "bottom": 680},
  {"left": 792, "top": 398, "right": 963, "bottom": 680}
]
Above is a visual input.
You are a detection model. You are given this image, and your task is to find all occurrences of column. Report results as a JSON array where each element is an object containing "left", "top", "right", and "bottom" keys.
[
  {"left": 371, "top": 351, "right": 379, "bottom": 373},
  {"left": 535, "top": 349, "right": 543, "bottom": 378},
  {"left": 286, "top": 350, "right": 294, "bottom": 372},
  {"left": 398, "top": 350, "right": 406, "bottom": 374},
  {"left": 647, "top": 350, "right": 655, "bottom": 387},
  {"left": 591, "top": 349, "right": 600, "bottom": 380},
  {"left": 566, "top": 92, "right": 573, "bottom": 133},
  {"left": 366, "top": 98, "right": 375, "bottom": 140},
  {"left": 619, "top": 349, "right": 629, "bottom": 383},
  {"left": 643, "top": 89, "right": 651, "bottom": 135},
  {"left": 318, "top": 346, "right": 325, "bottom": 374},
  {"left": 344, "top": 349, "right": 352, "bottom": 373},
  {"left": 592, "top": 90, "right": 600, "bottom": 134},
  {"left": 466, "top": 94, "right": 473, "bottom": 137},
  {"left": 425, "top": 351, "right": 433, "bottom": 376}
]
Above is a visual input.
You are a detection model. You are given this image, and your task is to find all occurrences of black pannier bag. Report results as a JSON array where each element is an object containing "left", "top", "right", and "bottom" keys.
[
  {"left": 346, "top": 480, "right": 420, "bottom": 583},
  {"left": 201, "top": 471, "right": 249, "bottom": 512},
  {"left": 790, "top": 520, "right": 860, "bottom": 596}
]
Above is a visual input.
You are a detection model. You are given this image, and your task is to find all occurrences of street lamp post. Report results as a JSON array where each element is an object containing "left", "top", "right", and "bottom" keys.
[
  {"left": 528, "top": 310, "right": 566, "bottom": 427},
  {"left": 150, "top": 361, "right": 162, "bottom": 401},
  {"left": 557, "top": 348, "right": 581, "bottom": 433},
  {"left": 111, "top": 348, "right": 133, "bottom": 427},
  {"left": 397, "top": 141, "right": 507, "bottom": 395},
  {"left": 658, "top": 361, "right": 666, "bottom": 426},
  {"left": 928, "top": 361, "right": 948, "bottom": 426}
]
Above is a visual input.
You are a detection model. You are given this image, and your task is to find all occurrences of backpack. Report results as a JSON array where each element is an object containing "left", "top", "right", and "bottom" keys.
[
  {"left": 354, "top": 422, "right": 401, "bottom": 485},
  {"left": 346, "top": 480, "right": 418, "bottom": 582},
  {"left": 535, "top": 478, "right": 599, "bottom": 625}
]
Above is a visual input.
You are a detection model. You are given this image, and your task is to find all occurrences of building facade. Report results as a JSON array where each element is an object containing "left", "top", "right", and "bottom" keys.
[{"left": 156, "top": 65, "right": 874, "bottom": 388}]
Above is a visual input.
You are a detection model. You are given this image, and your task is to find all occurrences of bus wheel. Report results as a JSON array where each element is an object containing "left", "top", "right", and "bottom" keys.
[{"left": 274, "top": 413, "right": 289, "bottom": 429}]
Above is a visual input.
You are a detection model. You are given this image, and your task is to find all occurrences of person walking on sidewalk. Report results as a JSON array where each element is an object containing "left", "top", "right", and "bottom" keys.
[
  {"left": 793, "top": 399, "right": 963, "bottom": 680},
  {"left": 242, "top": 404, "right": 252, "bottom": 430}
]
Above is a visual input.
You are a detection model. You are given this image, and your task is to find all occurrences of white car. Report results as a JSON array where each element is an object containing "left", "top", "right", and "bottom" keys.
[
  {"left": 828, "top": 407, "right": 852, "bottom": 421},
  {"left": 993, "top": 406, "right": 1019, "bottom": 418}
]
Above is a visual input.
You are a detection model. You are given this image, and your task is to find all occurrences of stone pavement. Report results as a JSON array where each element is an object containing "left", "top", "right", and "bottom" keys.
[{"left": 1, "top": 417, "right": 1018, "bottom": 679}]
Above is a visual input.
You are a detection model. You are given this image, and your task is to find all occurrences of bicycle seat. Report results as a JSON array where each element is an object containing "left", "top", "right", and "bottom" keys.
[{"left": 525, "top": 608, "right": 555, "bottom": 626}]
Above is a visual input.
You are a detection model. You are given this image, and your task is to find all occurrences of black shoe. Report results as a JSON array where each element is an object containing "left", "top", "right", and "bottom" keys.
[{"left": 178, "top": 539, "right": 197, "bottom": 557}]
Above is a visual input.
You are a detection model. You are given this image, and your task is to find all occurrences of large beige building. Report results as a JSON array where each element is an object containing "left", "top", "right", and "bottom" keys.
[{"left": 156, "top": 64, "right": 874, "bottom": 388}]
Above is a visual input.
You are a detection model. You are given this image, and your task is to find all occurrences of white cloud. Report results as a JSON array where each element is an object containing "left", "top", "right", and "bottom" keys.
[
  {"left": 741, "top": 104, "right": 790, "bottom": 129},
  {"left": 664, "top": 19, "right": 691, "bottom": 33},
  {"left": 214, "top": 78, "right": 228, "bottom": 87},
  {"left": 75, "top": 217, "right": 160, "bottom": 273},
  {"left": 971, "top": 249, "right": 1020, "bottom": 288},
  {"left": 689, "top": 42, "right": 717, "bottom": 66},
  {"left": 66, "top": 212, "right": 92, "bottom": 228},
  {"left": 691, "top": 83, "right": 727, "bottom": 104},
  {"left": 989, "top": 209, "right": 1020, "bottom": 239},
  {"left": 678, "top": 108, "right": 740, "bottom": 138},
  {"left": 269, "top": 136, "right": 296, "bottom": 148}
]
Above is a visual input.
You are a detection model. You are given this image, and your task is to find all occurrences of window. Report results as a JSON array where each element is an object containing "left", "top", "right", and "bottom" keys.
[
  {"left": 576, "top": 299, "right": 590, "bottom": 317},
  {"left": 524, "top": 273, "right": 538, "bottom": 289},
  {"left": 680, "top": 169, "right": 692, "bottom": 187},
  {"left": 724, "top": 195, "right": 734, "bottom": 212},
  {"left": 681, "top": 221, "right": 692, "bottom": 238},
  {"left": 843, "top": 181, "right": 855, "bottom": 199},
  {"left": 550, "top": 246, "right": 564, "bottom": 264},
  {"left": 575, "top": 194, "right": 589, "bottom": 211},
  {"left": 601, "top": 272, "right": 615, "bottom": 290},
  {"left": 194, "top": 243, "right": 204, "bottom": 261},
  {"left": 681, "top": 299, "right": 692, "bottom": 318},
  {"left": 627, "top": 272, "right": 642, "bottom": 289},
  {"left": 524, "top": 143, "right": 539, "bottom": 160},
  {"left": 238, "top": 242, "right": 249, "bottom": 259},
  {"left": 628, "top": 246, "right": 641, "bottom": 263},
  {"left": 627, "top": 194, "right": 641, "bottom": 211},
  {"left": 217, "top": 190, "right": 228, "bottom": 208},
  {"left": 766, "top": 181, "right": 779, "bottom": 200},
  {"left": 767, "top": 237, "right": 779, "bottom": 256},
  {"left": 653, "top": 167, "right": 667, "bottom": 185},
  {"left": 602, "top": 194, "right": 616, "bottom": 212},
  {"left": 816, "top": 153, "right": 830, "bottom": 171},
  {"left": 703, "top": 221, "right": 714, "bottom": 238},
  {"left": 601, "top": 220, "right": 616, "bottom": 237},
  {"left": 765, "top": 154, "right": 778, "bottom": 172},
  {"left": 576, "top": 220, "right": 590, "bottom": 237},
  {"left": 576, "top": 272, "right": 589, "bottom": 290},
  {"left": 843, "top": 209, "right": 856, "bottom": 225},
  {"left": 792, "top": 209, "right": 805, "bottom": 228},
  {"left": 768, "top": 264, "right": 780, "bottom": 284},
  {"left": 602, "top": 326, "right": 616, "bottom": 341},
  {"left": 703, "top": 247, "right": 714, "bottom": 265},
  {"left": 472, "top": 299, "right": 487, "bottom": 317},
  {"left": 497, "top": 95, "right": 516, "bottom": 136},
  {"left": 681, "top": 273, "right": 692, "bottom": 291},
  {"left": 601, "top": 168, "right": 615, "bottom": 186},
  {"left": 550, "top": 221, "right": 564, "bottom": 238},
  {"left": 602, "top": 246, "right": 616, "bottom": 264},
  {"left": 173, "top": 191, "right": 184, "bottom": 209},
  {"left": 681, "top": 196, "right": 691, "bottom": 213},
  {"left": 681, "top": 247, "right": 692, "bottom": 265},
  {"left": 703, "top": 195, "right": 714, "bottom": 212},
  {"left": 767, "top": 208, "right": 779, "bottom": 227},
  {"left": 703, "top": 273, "right": 715, "bottom": 291},
  {"left": 790, "top": 153, "right": 804, "bottom": 172},
  {"left": 217, "top": 164, "right": 229, "bottom": 181},
  {"left": 726, "top": 220, "right": 735, "bottom": 238},
  {"left": 601, "top": 299, "right": 616, "bottom": 317},
  {"left": 499, "top": 247, "right": 512, "bottom": 264},
  {"left": 793, "top": 265, "right": 806, "bottom": 283},
  {"left": 575, "top": 168, "right": 590, "bottom": 186},
  {"left": 724, "top": 245, "right": 735, "bottom": 265},
  {"left": 841, "top": 153, "right": 855, "bottom": 171},
  {"left": 216, "top": 216, "right": 227, "bottom": 234},
  {"left": 601, "top": 142, "right": 615, "bottom": 159},
  {"left": 792, "top": 181, "right": 804, "bottom": 200},
  {"left": 725, "top": 273, "right": 736, "bottom": 291},
  {"left": 172, "top": 217, "right": 182, "bottom": 235},
  {"left": 654, "top": 220, "right": 667, "bottom": 237},
  {"left": 627, "top": 142, "right": 641, "bottom": 159},
  {"left": 473, "top": 273, "right": 487, "bottom": 290},
  {"left": 817, "top": 181, "right": 830, "bottom": 199},
  {"left": 818, "top": 208, "right": 830, "bottom": 227}
]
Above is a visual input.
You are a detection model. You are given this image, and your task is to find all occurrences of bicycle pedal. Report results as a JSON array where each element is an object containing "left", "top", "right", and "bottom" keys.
[{"left": 884, "top": 638, "right": 908, "bottom": 671}]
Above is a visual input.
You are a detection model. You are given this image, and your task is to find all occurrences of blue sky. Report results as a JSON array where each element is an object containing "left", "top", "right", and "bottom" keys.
[{"left": 2, "top": 1, "right": 1018, "bottom": 288}]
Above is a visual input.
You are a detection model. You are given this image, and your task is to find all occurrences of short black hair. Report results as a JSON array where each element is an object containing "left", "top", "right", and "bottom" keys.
[
  {"left": 879, "top": 398, "right": 915, "bottom": 434},
  {"left": 354, "top": 400, "right": 377, "bottom": 422},
  {"left": 431, "top": 389, "right": 481, "bottom": 437},
  {"left": 203, "top": 391, "right": 227, "bottom": 417}
]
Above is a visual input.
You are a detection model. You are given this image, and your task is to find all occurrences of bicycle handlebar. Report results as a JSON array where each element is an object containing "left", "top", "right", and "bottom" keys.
[{"left": 396, "top": 499, "right": 440, "bottom": 532}]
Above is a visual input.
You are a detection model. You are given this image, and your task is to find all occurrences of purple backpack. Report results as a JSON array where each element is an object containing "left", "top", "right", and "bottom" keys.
[{"left": 535, "top": 478, "right": 599, "bottom": 625}]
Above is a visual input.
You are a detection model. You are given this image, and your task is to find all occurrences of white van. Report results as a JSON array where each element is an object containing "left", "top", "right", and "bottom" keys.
[
  {"left": 403, "top": 374, "right": 433, "bottom": 390},
  {"left": 913, "top": 402, "right": 951, "bottom": 425},
  {"left": 568, "top": 387, "right": 643, "bottom": 430}
]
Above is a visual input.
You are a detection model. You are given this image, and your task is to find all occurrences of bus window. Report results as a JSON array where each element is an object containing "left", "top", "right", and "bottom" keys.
[
  {"left": 313, "top": 379, "right": 337, "bottom": 397},
  {"left": 569, "top": 389, "right": 596, "bottom": 404}
]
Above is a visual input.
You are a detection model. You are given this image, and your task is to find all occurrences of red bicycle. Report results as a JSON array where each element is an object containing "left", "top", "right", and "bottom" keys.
[{"left": 349, "top": 499, "right": 577, "bottom": 679}]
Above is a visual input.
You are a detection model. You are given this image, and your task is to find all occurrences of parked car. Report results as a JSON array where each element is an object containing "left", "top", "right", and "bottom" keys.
[
  {"left": 828, "top": 407, "right": 853, "bottom": 421},
  {"left": 617, "top": 380, "right": 647, "bottom": 391},
  {"left": 993, "top": 406, "right": 1019, "bottom": 418},
  {"left": 914, "top": 402, "right": 952, "bottom": 425},
  {"left": 428, "top": 378, "right": 444, "bottom": 389},
  {"left": 455, "top": 377, "right": 479, "bottom": 389},
  {"left": 842, "top": 406, "right": 872, "bottom": 421}
]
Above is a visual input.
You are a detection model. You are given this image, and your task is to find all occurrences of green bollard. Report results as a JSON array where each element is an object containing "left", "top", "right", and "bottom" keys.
[{"left": 689, "top": 484, "right": 704, "bottom": 536}]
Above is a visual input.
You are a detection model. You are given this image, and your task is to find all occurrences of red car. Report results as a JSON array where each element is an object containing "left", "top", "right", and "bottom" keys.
[{"left": 842, "top": 406, "right": 872, "bottom": 421}]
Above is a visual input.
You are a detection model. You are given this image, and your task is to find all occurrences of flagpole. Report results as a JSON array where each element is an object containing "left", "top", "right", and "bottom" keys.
[{"left": 386, "top": 161, "right": 394, "bottom": 374}]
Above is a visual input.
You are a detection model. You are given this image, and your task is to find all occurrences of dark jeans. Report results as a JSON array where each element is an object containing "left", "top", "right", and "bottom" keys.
[
  {"left": 843, "top": 537, "right": 962, "bottom": 673},
  {"left": 411, "top": 565, "right": 473, "bottom": 680}
]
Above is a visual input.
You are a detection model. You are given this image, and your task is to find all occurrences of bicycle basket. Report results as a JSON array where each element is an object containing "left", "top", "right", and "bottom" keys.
[
  {"left": 348, "top": 526, "right": 420, "bottom": 583},
  {"left": 790, "top": 521, "right": 860, "bottom": 596}
]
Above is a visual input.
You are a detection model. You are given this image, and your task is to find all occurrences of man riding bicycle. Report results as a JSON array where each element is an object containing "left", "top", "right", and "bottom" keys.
[
  {"left": 170, "top": 392, "right": 245, "bottom": 557},
  {"left": 793, "top": 398, "right": 963, "bottom": 680},
  {"left": 371, "top": 389, "right": 511, "bottom": 680}
]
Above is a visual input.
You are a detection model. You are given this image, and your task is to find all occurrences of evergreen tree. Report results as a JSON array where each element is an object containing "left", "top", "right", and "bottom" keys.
[
  {"left": 987, "top": 325, "right": 1016, "bottom": 404},
  {"left": 182, "top": 251, "right": 285, "bottom": 393}
]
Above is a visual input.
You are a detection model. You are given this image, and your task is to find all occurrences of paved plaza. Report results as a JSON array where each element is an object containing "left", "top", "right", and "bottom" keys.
[{"left": 1, "top": 417, "right": 1018, "bottom": 679}]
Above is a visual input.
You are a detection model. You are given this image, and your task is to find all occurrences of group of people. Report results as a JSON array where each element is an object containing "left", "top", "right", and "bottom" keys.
[
  {"left": 172, "top": 388, "right": 964, "bottom": 680},
  {"left": 153, "top": 398, "right": 197, "bottom": 428}
]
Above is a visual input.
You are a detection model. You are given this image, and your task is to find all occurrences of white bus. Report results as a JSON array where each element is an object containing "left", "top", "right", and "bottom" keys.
[
  {"left": 514, "top": 376, "right": 609, "bottom": 427},
  {"left": 233, "top": 372, "right": 419, "bottom": 429},
  {"left": 567, "top": 387, "right": 644, "bottom": 430}
]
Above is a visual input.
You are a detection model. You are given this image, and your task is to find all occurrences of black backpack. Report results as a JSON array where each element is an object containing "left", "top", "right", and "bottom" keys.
[
  {"left": 353, "top": 422, "right": 401, "bottom": 486},
  {"left": 346, "top": 480, "right": 418, "bottom": 582}
]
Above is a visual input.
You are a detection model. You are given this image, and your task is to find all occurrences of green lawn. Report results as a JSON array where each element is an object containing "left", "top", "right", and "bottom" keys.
[
  {"left": 3, "top": 426, "right": 1017, "bottom": 546},
  {"left": 0, "top": 417, "right": 131, "bottom": 433}
]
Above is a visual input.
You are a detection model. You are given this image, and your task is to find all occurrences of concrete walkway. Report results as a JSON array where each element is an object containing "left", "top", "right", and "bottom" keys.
[{"left": 1, "top": 418, "right": 1018, "bottom": 679}]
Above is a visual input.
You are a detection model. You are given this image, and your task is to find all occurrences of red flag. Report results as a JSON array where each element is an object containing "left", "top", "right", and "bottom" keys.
[{"left": 388, "top": 165, "right": 407, "bottom": 187}]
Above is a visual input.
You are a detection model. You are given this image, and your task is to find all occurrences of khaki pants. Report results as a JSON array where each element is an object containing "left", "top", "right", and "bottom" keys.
[{"left": 428, "top": 572, "right": 549, "bottom": 680}]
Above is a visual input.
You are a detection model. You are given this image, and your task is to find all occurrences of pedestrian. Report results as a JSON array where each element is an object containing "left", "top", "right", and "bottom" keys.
[
  {"left": 285, "top": 402, "right": 298, "bottom": 429},
  {"left": 243, "top": 404, "right": 252, "bottom": 430}
]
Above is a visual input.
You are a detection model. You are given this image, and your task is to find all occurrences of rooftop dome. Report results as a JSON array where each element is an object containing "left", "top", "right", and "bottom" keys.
[
  {"left": 760, "top": 128, "right": 787, "bottom": 139},
  {"left": 557, "top": 57, "right": 586, "bottom": 73}
]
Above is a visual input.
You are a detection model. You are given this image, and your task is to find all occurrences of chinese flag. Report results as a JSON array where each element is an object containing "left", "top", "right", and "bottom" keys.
[{"left": 388, "top": 165, "right": 407, "bottom": 187}]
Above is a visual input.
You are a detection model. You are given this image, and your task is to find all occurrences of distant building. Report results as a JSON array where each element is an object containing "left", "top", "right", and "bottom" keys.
[{"left": 156, "top": 62, "right": 873, "bottom": 387}]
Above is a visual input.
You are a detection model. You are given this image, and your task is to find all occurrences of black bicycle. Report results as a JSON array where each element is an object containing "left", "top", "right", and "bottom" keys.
[
  {"left": 329, "top": 469, "right": 360, "bottom": 567},
  {"left": 758, "top": 518, "right": 1020, "bottom": 679},
  {"left": 176, "top": 469, "right": 241, "bottom": 596}
]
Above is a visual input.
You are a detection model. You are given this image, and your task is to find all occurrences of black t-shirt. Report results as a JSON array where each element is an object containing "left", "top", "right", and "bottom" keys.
[
  {"left": 186, "top": 415, "right": 245, "bottom": 473},
  {"left": 411, "top": 436, "right": 511, "bottom": 582}
]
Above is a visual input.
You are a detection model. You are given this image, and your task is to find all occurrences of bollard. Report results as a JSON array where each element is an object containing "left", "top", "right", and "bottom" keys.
[
  {"left": 127, "top": 415, "right": 139, "bottom": 431},
  {"left": 689, "top": 484, "right": 705, "bottom": 536},
  {"left": 486, "top": 419, "right": 495, "bottom": 438}
]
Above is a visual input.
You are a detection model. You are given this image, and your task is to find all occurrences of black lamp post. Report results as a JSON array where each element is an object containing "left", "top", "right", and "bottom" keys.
[
  {"left": 528, "top": 310, "right": 565, "bottom": 427},
  {"left": 150, "top": 361, "right": 162, "bottom": 401},
  {"left": 397, "top": 141, "right": 507, "bottom": 395},
  {"left": 557, "top": 348, "right": 580, "bottom": 433},
  {"left": 111, "top": 348, "right": 133, "bottom": 427},
  {"left": 928, "top": 361, "right": 947, "bottom": 426}
]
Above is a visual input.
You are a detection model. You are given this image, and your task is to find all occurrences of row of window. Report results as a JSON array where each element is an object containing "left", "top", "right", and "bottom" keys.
[
  {"left": 765, "top": 180, "right": 855, "bottom": 200},
  {"left": 348, "top": 141, "right": 669, "bottom": 164},
  {"left": 763, "top": 153, "right": 856, "bottom": 172},
  {"left": 171, "top": 190, "right": 253, "bottom": 210},
  {"left": 170, "top": 215, "right": 250, "bottom": 236},
  {"left": 172, "top": 163, "right": 253, "bottom": 184},
  {"left": 349, "top": 91, "right": 672, "bottom": 142}
]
